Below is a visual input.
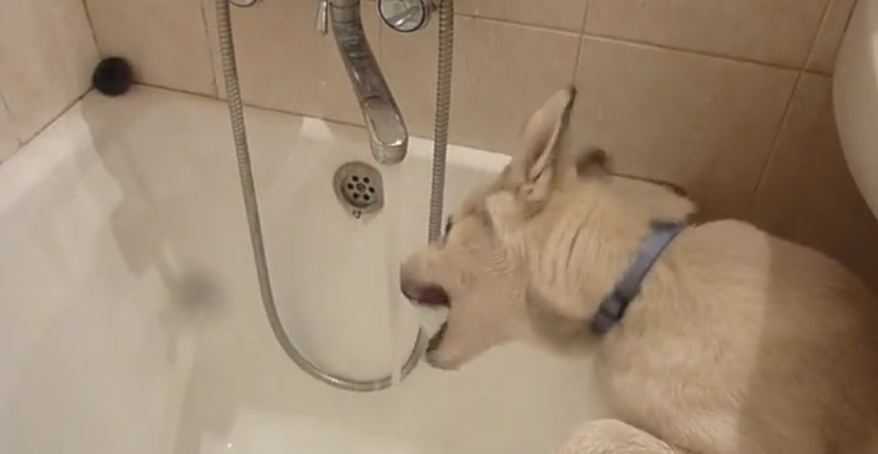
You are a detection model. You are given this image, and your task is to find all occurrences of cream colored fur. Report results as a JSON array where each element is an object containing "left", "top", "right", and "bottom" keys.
[{"left": 400, "top": 88, "right": 878, "bottom": 454}]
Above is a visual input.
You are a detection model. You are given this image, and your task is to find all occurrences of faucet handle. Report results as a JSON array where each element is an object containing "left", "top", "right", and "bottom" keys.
[{"left": 315, "top": 0, "right": 329, "bottom": 35}]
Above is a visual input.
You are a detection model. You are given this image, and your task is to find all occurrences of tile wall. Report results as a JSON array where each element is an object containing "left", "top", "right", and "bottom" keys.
[
  {"left": 0, "top": 0, "right": 98, "bottom": 162},
  {"left": 5, "top": 0, "right": 876, "bottom": 282}
]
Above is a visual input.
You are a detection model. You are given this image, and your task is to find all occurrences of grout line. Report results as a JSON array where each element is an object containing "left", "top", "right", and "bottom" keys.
[
  {"left": 0, "top": 87, "right": 22, "bottom": 150},
  {"left": 454, "top": 13, "right": 582, "bottom": 37},
  {"left": 582, "top": 33, "right": 800, "bottom": 72},
  {"left": 746, "top": 0, "right": 835, "bottom": 218},
  {"left": 803, "top": 0, "right": 835, "bottom": 70},
  {"left": 746, "top": 74, "right": 803, "bottom": 217},
  {"left": 134, "top": 82, "right": 368, "bottom": 130},
  {"left": 570, "top": 0, "right": 591, "bottom": 83},
  {"left": 839, "top": 0, "right": 860, "bottom": 43},
  {"left": 803, "top": 0, "right": 851, "bottom": 72},
  {"left": 10, "top": 80, "right": 366, "bottom": 161},
  {"left": 18, "top": 88, "right": 94, "bottom": 148},
  {"left": 198, "top": 0, "right": 221, "bottom": 97},
  {"left": 581, "top": 0, "right": 593, "bottom": 35},
  {"left": 0, "top": 88, "right": 10, "bottom": 113},
  {"left": 79, "top": 0, "right": 103, "bottom": 58},
  {"left": 135, "top": 81, "right": 226, "bottom": 103},
  {"left": 809, "top": 0, "right": 859, "bottom": 75},
  {"left": 452, "top": 12, "right": 805, "bottom": 73},
  {"left": 805, "top": 67, "right": 834, "bottom": 77}
]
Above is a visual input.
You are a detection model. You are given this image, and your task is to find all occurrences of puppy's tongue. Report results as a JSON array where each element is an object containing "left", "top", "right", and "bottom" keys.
[{"left": 414, "top": 303, "right": 449, "bottom": 340}]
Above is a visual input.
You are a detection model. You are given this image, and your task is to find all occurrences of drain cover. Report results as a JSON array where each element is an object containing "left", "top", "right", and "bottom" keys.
[{"left": 333, "top": 161, "right": 384, "bottom": 219}]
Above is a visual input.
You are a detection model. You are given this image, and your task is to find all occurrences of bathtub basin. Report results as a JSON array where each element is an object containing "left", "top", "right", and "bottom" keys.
[{"left": 0, "top": 86, "right": 609, "bottom": 454}]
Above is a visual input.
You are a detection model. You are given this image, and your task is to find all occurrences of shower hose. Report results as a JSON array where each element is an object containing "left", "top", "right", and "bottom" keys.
[{"left": 215, "top": 0, "right": 454, "bottom": 392}]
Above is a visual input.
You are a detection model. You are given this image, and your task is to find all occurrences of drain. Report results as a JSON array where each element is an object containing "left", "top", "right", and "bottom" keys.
[{"left": 333, "top": 161, "right": 384, "bottom": 219}]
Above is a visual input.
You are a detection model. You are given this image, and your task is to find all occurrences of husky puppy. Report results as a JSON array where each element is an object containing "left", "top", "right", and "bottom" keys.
[{"left": 401, "top": 88, "right": 878, "bottom": 454}]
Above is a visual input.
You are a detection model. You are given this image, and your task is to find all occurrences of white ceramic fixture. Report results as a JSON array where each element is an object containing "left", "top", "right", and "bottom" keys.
[
  {"left": 834, "top": 0, "right": 878, "bottom": 218},
  {"left": 0, "top": 87, "right": 611, "bottom": 454}
]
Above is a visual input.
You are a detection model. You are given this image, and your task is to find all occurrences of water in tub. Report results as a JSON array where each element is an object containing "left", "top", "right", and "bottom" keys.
[
  {"left": 383, "top": 163, "right": 412, "bottom": 384},
  {"left": 259, "top": 148, "right": 419, "bottom": 382}
]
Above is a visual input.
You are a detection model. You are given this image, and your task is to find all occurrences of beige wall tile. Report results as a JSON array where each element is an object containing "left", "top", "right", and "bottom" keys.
[
  {"left": 383, "top": 16, "right": 580, "bottom": 153},
  {"left": 85, "top": 0, "right": 216, "bottom": 96},
  {"left": 750, "top": 74, "right": 878, "bottom": 285},
  {"left": 455, "top": 0, "right": 589, "bottom": 31},
  {"left": 586, "top": 0, "right": 828, "bottom": 67},
  {"left": 571, "top": 38, "right": 797, "bottom": 219},
  {"left": 0, "top": 94, "right": 19, "bottom": 162},
  {"left": 205, "top": 0, "right": 380, "bottom": 125},
  {"left": 0, "top": 0, "right": 98, "bottom": 141},
  {"left": 806, "top": 0, "right": 859, "bottom": 74}
]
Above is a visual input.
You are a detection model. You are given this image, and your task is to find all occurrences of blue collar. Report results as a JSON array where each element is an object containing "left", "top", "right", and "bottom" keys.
[{"left": 590, "top": 221, "right": 686, "bottom": 335}]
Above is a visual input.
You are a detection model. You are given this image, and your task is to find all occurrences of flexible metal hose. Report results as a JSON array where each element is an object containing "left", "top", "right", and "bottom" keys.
[
  {"left": 215, "top": 0, "right": 429, "bottom": 392},
  {"left": 214, "top": 0, "right": 452, "bottom": 391},
  {"left": 427, "top": 0, "right": 454, "bottom": 243}
]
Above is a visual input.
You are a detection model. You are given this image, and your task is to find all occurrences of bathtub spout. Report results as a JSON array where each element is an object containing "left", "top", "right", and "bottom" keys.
[{"left": 328, "top": 0, "right": 408, "bottom": 165}]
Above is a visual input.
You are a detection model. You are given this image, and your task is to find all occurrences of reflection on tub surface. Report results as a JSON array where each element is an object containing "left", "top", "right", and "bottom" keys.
[{"left": 0, "top": 86, "right": 610, "bottom": 454}]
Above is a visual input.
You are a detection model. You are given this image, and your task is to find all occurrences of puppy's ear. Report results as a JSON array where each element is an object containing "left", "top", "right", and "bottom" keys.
[{"left": 507, "top": 88, "right": 576, "bottom": 205}]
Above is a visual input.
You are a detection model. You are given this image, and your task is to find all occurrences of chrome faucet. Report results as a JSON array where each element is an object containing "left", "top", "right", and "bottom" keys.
[
  {"left": 317, "top": 0, "right": 408, "bottom": 165},
  {"left": 378, "top": 0, "right": 440, "bottom": 33}
]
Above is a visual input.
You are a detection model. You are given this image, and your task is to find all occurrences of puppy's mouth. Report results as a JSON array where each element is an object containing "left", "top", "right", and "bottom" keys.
[{"left": 400, "top": 283, "right": 450, "bottom": 352}]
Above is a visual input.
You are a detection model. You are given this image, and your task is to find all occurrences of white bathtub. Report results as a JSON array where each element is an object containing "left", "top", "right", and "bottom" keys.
[{"left": 0, "top": 86, "right": 609, "bottom": 454}]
